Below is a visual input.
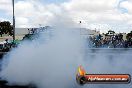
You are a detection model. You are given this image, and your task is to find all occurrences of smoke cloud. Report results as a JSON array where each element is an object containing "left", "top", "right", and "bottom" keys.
[
  {"left": 0, "top": 25, "right": 85, "bottom": 88},
  {"left": 0, "top": 16, "right": 132, "bottom": 88}
]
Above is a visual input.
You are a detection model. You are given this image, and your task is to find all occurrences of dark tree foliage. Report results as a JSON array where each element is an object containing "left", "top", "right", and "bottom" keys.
[{"left": 0, "top": 21, "right": 13, "bottom": 37}]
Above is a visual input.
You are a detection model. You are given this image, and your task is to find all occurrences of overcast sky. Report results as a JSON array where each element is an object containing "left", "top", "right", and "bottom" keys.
[{"left": 0, "top": 0, "right": 132, "bottom": 33}]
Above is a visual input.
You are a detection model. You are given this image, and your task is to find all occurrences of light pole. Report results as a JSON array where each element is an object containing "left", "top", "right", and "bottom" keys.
[{"left": 12, "top": 0, "right": 15, "bottom": 41}]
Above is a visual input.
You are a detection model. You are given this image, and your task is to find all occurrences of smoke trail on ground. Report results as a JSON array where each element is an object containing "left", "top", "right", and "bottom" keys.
[
  {"left": 83, "top": 49, "right": 132, "bottom": 88},
  {"left": 0, "top": 27, "right": 85, "bottom": 88}
]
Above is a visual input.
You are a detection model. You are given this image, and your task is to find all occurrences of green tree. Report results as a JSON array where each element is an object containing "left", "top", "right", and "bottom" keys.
[{"left": 0, "top": 21, "right": 13, "bottom": 37}]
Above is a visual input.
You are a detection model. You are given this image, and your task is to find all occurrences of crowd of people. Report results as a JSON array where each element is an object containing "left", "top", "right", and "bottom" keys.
[
  {"left": 0, "top": 39, "right": 19, "bottom": 52},
  {"left": 89, "top": 34, "right": 132, "bottom": 48}
]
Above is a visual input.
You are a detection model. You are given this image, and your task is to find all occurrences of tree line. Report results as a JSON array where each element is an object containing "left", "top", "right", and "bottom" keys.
[{"left": 0, "top": 21, "right": 13, "bottom": 37}]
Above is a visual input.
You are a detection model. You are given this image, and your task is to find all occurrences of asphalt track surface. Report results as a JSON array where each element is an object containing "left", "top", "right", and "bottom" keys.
[{"left": 0, "top": 48, "right": 131, "bottom": 88}]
